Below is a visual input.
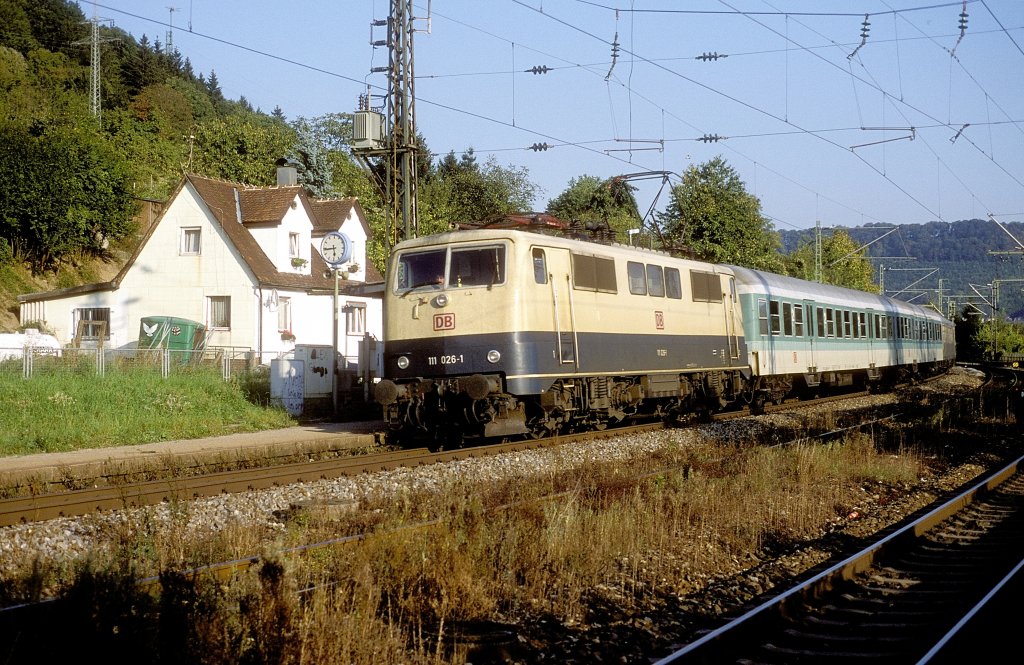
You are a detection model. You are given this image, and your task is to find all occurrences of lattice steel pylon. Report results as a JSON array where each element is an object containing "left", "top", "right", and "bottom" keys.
[
  {"left": 73, "top": 13, "right": 117, "bottom": 123},
  {"left": 352, "top": 0, "right": 429, "bottom": 250}
]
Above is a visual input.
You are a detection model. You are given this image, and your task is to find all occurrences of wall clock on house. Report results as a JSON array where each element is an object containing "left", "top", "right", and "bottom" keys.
[{"left": 320, "top": 231, "right": 352, "bottom": 268}]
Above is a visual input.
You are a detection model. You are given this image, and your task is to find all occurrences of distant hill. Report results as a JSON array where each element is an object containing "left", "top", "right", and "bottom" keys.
[{"left": 779, "top": 219, "right": 1024, "bottom": 318}]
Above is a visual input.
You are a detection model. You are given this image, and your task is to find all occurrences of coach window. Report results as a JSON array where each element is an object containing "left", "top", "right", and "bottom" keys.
[
  {"left": 851, "top": 312, "right": 859, "bottom": 339},
  {"left": 783, "top": 302, "right": 794, "bottom": 336},
  {"left": 758, "top": 299, "right": 769, "bottom": 335},
  {"left": 816, "top": 307, "right": 825, "bottom": 337},
  {"left": 826, "top": 309, "right": 836, "bottom": 337},
  {"left": 665, "top": 268, "right": 682, "bottom": 299},
  {"left": 532, "top": 248, "right": 547, "bottom": 284},
  {"left": 627, "top": 261, "right": 647, "bottom": 295},
  {"left": 841, "top": 311, "right": 851, "bottom": 338},
  {"left": 794, "top": 304, "right": 805, "bottom": 336},
  {"left": 770, "top": 300, "right": 781, "bottom": 335},
  {"left": 647, "top": 265, "right": 666, "bottom": 297}
]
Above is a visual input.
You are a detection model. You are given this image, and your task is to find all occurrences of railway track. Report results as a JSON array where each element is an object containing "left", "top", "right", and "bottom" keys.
[
  {"left": 0, "top": 422, "right": 666, "bottom": 526},
  {"left": 0, "top": 375, "right": 968, "bottom": 527},
  {"left": 653, "top": 454, "right": 1024, "bottom": 664}
]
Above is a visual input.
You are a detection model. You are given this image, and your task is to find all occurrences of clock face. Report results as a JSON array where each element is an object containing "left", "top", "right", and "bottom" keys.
[{"left": 320, "top": 232, "right": 350, "bottom": 266}]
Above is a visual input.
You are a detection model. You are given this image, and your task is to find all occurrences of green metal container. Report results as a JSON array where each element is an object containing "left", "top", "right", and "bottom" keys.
[{"left": 138, "top": 316, "right": 206, "bottom": 351}]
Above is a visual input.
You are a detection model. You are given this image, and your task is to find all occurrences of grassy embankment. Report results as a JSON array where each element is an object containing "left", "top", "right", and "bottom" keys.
[{"left": 0, "top": 366, "right": 294, "bottom": 456}]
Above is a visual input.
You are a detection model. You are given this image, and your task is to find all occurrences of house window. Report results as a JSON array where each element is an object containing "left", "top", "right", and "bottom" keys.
[
  {"left": 208, "top": 296, "right": 231, "bottom": 329},
  {"left": 345, "top": 302, "right": 366, "bottom": 335},
  {"left": 74, "top": 307, "right": 110, "bottom": 339},
  {"left": 180, "top": 228, "right": 201, "bottom": 255},
  {"left": 289, "top": 233, "right": 300, "bottom": 258},
  {"left": 277, "top": 297, "right": 291, "bottom": 331}
]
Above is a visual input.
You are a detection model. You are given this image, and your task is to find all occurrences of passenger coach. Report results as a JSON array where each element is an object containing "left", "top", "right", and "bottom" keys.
[{"left": 730, "top": 266, "right": 954, "bottom": 404}]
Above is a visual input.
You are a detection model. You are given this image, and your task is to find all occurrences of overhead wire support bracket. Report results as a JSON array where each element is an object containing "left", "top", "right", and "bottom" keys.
[
  {"left": 604, "top": 138, "right": 664, "bottom": 155},
  {"left": 850, "top": 127, "right": 915, "bottom": 150},
  {"left": 949, "top": 123, "right": 970, "bottom": 143}
]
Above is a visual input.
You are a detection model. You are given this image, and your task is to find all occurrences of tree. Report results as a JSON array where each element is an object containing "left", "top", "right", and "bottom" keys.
[
  {"left": 190, "top": 113, "right": 296, "bottom": 185},
  {"left": 0, "top": 121, "right": 136, "bottom": 268},
  {"left": 547, "top": 175, "right": 641, "bottom": 240},
  {"left": 784, "top": 229, "right": 876, "bottom": 292},
  {"left": 656, "top": 156, "right": 784, "bottom": 273},
  {"left": 288, "top": 117, "right": 335, "bottom": 198},
  {"left": 423, "top": 148, "right": 538, "bottom": 225}
]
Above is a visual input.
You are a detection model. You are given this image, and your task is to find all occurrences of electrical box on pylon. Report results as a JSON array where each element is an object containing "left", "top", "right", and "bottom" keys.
[{"left": 352, "top": 110, "right": 385, "bottom": 150}]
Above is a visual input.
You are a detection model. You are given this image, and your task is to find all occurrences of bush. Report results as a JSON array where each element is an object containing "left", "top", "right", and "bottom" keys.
[{"left": 234, "top": 366, "right": 272, "bottom": 406}]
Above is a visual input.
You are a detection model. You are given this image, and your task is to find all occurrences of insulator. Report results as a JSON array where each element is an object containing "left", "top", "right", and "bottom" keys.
[
  {"left": 371, "top": 19, "right": 388, "bottom": 26},
  {"left": 527, "top": 65, "right": 551, "bottom": 75},
  {"left": 529, "top": 142, "right": 551, "bottom": 152},
  {"left": 698, "top": 134, "right": 724, "bottom": 143}
]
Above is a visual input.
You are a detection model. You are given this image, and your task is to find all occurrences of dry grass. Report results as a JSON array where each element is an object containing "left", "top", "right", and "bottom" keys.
[{"left": 0, "top": 418, "right": 966, "bottom": 663}]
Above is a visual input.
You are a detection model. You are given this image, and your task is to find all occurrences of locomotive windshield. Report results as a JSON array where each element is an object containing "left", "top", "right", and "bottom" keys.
[
  {"left": 396, "top": 249, "right": 446, "bottom": 290},
  {"left": 395, "top": 245, "right": 506, "bottom": 291}
]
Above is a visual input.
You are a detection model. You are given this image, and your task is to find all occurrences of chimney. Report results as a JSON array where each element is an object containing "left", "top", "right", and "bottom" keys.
[{"left": 275, "top": 157, "right": 298, "bottom": 186}]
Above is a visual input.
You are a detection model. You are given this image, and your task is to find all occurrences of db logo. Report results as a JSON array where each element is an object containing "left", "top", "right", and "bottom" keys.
[
  {"left": 433, "top": 313, "right": 456, "bottom": 331},
  {"left": 654, "top": 311, "right": 665, "bottom": 330}
]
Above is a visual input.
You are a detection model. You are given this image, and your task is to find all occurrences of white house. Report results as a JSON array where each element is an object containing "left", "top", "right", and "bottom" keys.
[{"left": 17, "top": 166, "right": 384, "bottom": 378}]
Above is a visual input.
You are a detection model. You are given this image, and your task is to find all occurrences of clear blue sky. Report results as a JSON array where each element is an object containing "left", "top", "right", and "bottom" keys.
[{"left": 82, "top": 1, "right": 1023, "bottom": 233}]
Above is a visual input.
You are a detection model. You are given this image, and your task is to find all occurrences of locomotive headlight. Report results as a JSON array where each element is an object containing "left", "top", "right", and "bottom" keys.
[
  {"left": 486, "top": 350, "right": 501, "bottom": 364},
  {"left": 396, "top": 355, "right": 410, "bottom": 370},
  {"left": 434, "top": 294, "right": 449, "bottom": 307}
]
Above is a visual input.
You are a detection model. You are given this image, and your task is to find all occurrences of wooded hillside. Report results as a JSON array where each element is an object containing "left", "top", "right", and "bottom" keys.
[{"left": 780, "top": 220, "right": 1024, "bottom": 319}]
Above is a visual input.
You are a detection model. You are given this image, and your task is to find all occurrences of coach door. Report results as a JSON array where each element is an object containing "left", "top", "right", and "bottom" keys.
[
  {"left": 536, "top": 247, "right": 577, "bottom": 368},
  {"left": 804, "top": 299, "right": 816, "bottom": 370},
  {"left": 724, "top": 276, "right": 742, "bottom": 363}
]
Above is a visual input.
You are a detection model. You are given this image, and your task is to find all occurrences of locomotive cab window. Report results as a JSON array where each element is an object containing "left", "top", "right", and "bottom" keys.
[
  {"left": 396, "top": 249, "right": 447, "bottom": 290},
  {"left": 532, "top": 248, "right": 547, "bottom": 284},
  {"left": 449, "top": 245, "right": 505, "bottom": 288}
]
